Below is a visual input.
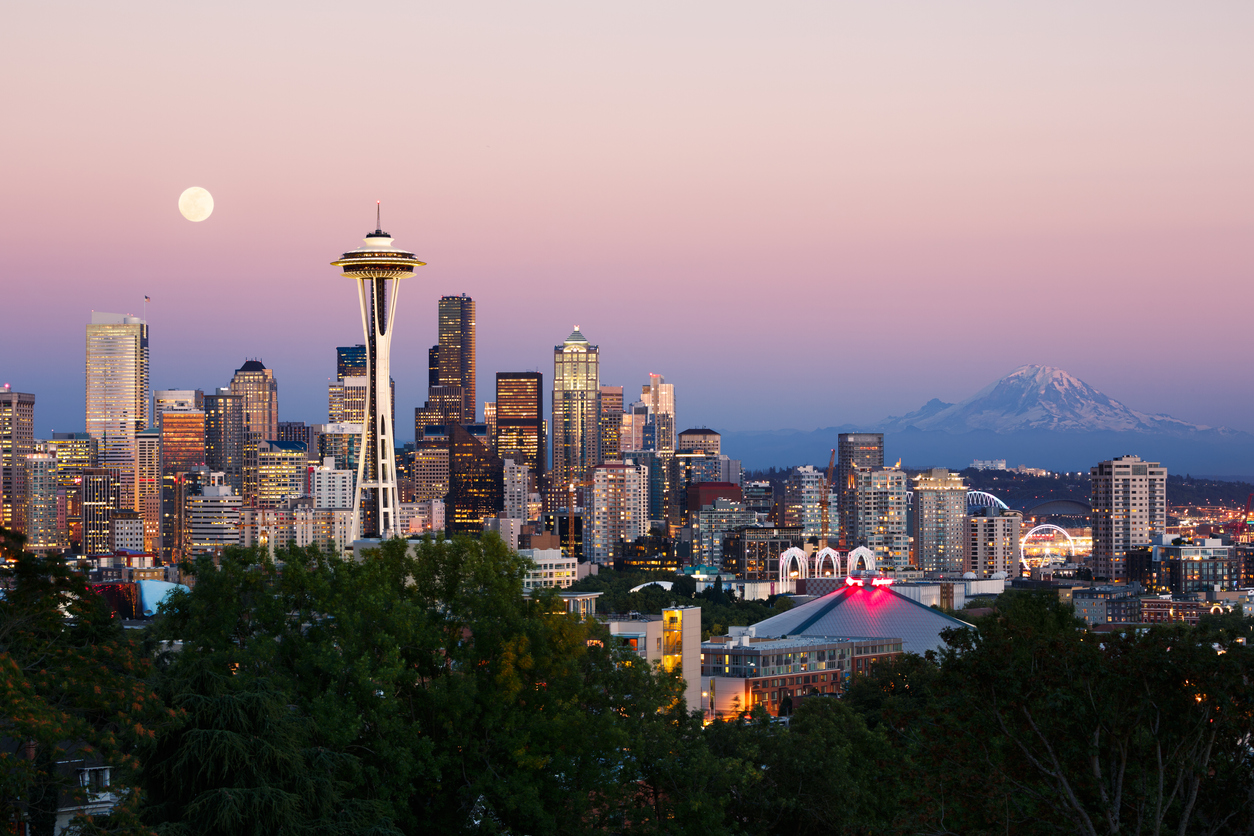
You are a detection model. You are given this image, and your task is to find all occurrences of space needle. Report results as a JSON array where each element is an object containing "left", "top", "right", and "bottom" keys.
[{"left": 331, "top": 206, "right": 425, "bottom": 542}]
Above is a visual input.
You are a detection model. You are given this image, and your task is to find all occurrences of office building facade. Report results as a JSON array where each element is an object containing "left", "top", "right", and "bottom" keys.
[
  {"left": 495, "top": 372, "right": 545, "bottom": 480},
  {"left": 552, "top": 328, "right": 600, "bottom": 495},
  {"left": 446, "top": 423, "right": 503, "bottom": 534},
  {"left": 1, "top": 385, "right": 35, "bottom": 532},
  {"left": 86, "top": 312, "right": 148, "bottom": 513}
]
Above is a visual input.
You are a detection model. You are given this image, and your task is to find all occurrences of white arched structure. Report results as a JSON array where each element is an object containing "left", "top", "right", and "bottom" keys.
[
  {"left": 779, "top": 547, "right": 808, "bottom": 583},
  {"left": 814, "top": 547, "right": 841, "bottom": 578},
  {"left": 968, "top": 490, "right": 1009, "bottom": 511},
  {"left": 846, "top": 546, "right": 877, "bottom": 573},
  {"left": 1019, "top": 524, "right": 1076, "bottom": 563}
]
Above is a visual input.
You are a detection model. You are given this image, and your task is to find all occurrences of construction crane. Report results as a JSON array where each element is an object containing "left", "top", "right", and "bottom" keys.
[
  {"left": 820, "top": 448, "right": 836, "bottom": 547},
  {"left": 1234, "top": 492, "right": 1254, "bottom": 540}
]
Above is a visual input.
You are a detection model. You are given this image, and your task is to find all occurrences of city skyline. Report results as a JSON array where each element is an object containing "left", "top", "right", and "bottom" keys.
[{"left": 2, "top": 4, "right": 1251, "bottom": 441}]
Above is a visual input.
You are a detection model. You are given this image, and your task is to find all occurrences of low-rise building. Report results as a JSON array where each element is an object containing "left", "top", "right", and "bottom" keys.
[
  {"left": 519, "top": 546, "right": 578, "bottom": 591},
  {"left": 605, "top": 607, "right": 702, "bottom": 710},
  {"left": 700, "top": 634, "right": 903, "bottom": 719},
  {"left": 1126, "top": 536, "right": 1236, "bottom": 595}
]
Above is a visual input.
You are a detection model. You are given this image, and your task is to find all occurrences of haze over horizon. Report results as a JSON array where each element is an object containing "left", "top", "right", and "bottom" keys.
[{"left": 3, "top": 2, "right": 1251, "bottom": 440}]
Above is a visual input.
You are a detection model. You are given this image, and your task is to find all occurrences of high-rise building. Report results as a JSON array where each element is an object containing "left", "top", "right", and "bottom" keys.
[
  {"left": 621, "top": 401, "right": 650, "bottom": 454},
  {"left": 20, "top": 453, "right": 63, "bottom": 553},
  {"left": 410, "top": 447, "right": 450, "bottom": 502},
  {"left": 495, "top": 372, "right": 545, "bottom": 480},
  {"left": 552, "top": 328, "right": 600, "bottom": 496},
  {"left": 966, "top": 506, "right": 1023, "bottom": 578},
  {"left": 204, "top": 390, "right": 245, "bottom": 497},
  {"left": 598, "top": 386, "right": 623, "bottom": 464},
  {"left": 446, "top": 423, "right": 503, "bottom": 534},
  {"left": 1090, "top": 455, "right": 1167, "bottom": 581},
  {"left": 229, "top": 360, "right": 278, "bottom": 444},
  {"left": 159, "top": 409, "right": 206, "bottom": 562},
  {"left": 838, "top": 433, "right": 884, "bottom": 546},
  {"left": 312, "top": 458, "right": 355, "bottom": 510},
  {"left": 1, "top": 385, "right": 35, "bottom": 531},
  {"left": 82, "top": 467, "right": 120, "bottom": 556},
  {"left": 153, "top": 389, "right": 203, "bottom": 416},
  {"left": 255, "top": 440, "right": 307, "bottom": 509},
  {"left": 483, "top": 402, "right": 497, "bottom": 450},
  {"left": 109, "top": 509, "right": 144, "bottom": 554},
  {"left": 85, "top": 312, "right": 148, "bottom": 513},
  {"left": 641, "top": 374, "right": 676, "bottom": 454},
  {"left": 912, "top": 468, "right": 968, "bottom": 573},
  {"left": 502, "top": 457, "right": 530, "bottom": 521},
  {"left": 438, "top": 294, "right": 476, "bottom": 423},
  {"left": 48, "top": 432, "right": 97, "bottom": 550},
  {"left": 851, "top": 466, "right": 909, "bottom": 569},
  {"left": 135, "top": 429, "right": 161, "bottom": 553},
  {"left": 331, "top": 219, "right": 425, "bottom": 540},
  {"left": 677, "top": 428, "right": 720, "bottom": 455},
  {"left": 336, "top": 344, "right": 368, "bottom": 378},
  {"left": 313, "top": 423, "right": 362, "bottom": 474},
  {"left": 588, "top": 460, "right": 649, "bottom": 564},
  {"left": 783, "top": 465, "right": 837, "bottom": 540},
  {"left": 186, "top": 473, "right": 242, "bottom": 556}
]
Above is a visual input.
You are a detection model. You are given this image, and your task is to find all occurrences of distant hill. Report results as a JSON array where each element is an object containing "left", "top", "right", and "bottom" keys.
[{"left": 722, "top": 365, "right": 1254, "bottom": 477}]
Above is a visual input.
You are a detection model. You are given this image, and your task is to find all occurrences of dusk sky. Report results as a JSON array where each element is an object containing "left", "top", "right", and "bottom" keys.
[{"left": 3, "top": 2, "right": 1251, "bottom": 441}]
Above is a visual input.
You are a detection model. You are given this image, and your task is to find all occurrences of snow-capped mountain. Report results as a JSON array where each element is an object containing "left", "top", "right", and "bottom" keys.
[{"left": 879, "top": 365, "right": 1221, "bottom": 435}]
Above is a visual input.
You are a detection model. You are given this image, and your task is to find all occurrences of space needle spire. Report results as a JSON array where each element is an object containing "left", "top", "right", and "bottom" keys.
[{"left": 331, "top": 210, "right": 426, "bottom": 543}]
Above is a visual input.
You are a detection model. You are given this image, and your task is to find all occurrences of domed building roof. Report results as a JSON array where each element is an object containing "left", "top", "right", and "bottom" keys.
[{"left": 236, "top": 359, "right": 268, "bottom": 372}]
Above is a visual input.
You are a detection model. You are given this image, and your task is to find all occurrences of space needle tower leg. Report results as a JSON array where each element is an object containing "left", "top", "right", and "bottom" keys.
[{"left": 332, "top": 210, "right": 426, "bottom": 547}]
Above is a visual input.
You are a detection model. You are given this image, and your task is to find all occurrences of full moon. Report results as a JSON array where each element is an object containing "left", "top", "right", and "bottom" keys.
[{"left": 178, "top": 187, "right": 214, "bottom": 222}]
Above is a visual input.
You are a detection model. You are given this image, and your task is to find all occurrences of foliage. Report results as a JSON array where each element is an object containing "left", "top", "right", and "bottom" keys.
[{"left": 0, "top": 527, "right": 166, "bottom": 836}]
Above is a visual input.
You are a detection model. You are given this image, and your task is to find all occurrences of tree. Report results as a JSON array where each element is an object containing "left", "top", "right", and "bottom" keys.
[{"left": 0, "top": 528, "right": 165, "bottom": 836}]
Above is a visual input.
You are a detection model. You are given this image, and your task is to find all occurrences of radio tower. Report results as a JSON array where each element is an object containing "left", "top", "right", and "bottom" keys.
[{"left": 331, "top": 205, "right": 425, "bottom": 542}]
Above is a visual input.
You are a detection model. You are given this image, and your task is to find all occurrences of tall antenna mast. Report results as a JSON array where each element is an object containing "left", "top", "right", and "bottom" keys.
[{"left": 376, "top": 201, "right": 381, "bottom": 232}]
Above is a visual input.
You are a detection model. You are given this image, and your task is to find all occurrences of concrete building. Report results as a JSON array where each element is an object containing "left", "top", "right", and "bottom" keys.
[
  {"left": 153, "top": 389, "right": 203, "bottom": 416},
  {"left": 552, "top": 328, "right": 601, "bottom": 497},
  {"left": 410, "top": 446, "right": 450, "bottom": 502},
  {"left": 312, "top": 422, "right": 361, "bottom": 474},
  {"left": 135, "top": 429, "right": 161, "bottom": 553},
  {"left": 851, "top": 466, "right": 909, "bottom": 569},
  {"left": 502, "top": 457, "right": 530, "bottom": 521},
  {"left": 48, "top": 432, "right": 97, "bottom": 550},
  {"left": 1090, "top": 455, "right": 1167, "bottom": 581},
  {"left": 588, "top": 459, "right": 649, "bottom": 563},
  {"left": 229, "top": 360, "right": 278, "bottom": 449},
  {"left": 520, "top": 546, "right": 578, "bottom": 591},
  {"left": 108, "top": 509, "right": 144, "bottom": 553},
  {"left": 912, "top": 468, "right": 968, "bottom": 572},
  {"left": 1, "top": 385, "right": 36, "bottom": 533},
  {"left": 783, "top": 465, "right": 837, "bottom": 541},
  {"left": 837, "top": 432, "right": 883, "bottom": 547},
  {"left": 159, "top": 409, "right": 205, "bottom": 562},
  {"left": 605, "top": 606, "right": 702, "bottom": 712},
  {"left": 311, "top": 458, "right": 354, "bottom": 509},
  {"left": 598, "top": 385, "right": 623, "bottom": 465},
  {"left": 186, "top": 474, "right": 242, "bottom": 555},
  {"left": 21, "top": 452, "right": 64, "bottom": 553},
  {"left": 966, "top": 506, "right": 1023, "bottom": 578}
]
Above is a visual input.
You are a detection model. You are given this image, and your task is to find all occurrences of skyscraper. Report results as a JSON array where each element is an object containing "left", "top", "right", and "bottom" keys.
[
  {"left": 415, "top": 295, "right": 476, "bottom": 432},
  {"left": 204, "top": 390, "right": 245, "bottom": 497},
  {"left": 966, "top": 506, "right": 1023, "bottom": 578},
  {"left": 48, "top": 432, "right": 97, "bottom": 550},
  {"left": 159, "top": 408, "right": 205, "bottom": 562},
  {"left": 446, "top": 423, "right": 503, "bottom": 534},
  {"left": 330, "top": 346, "right": 393, "bottom": 430},
  {"left": 495, "top": 372, "right": 545, "bottom": 480},
  {"left": 135, "top": 429, "right": 161, "bottom": 553},
  {"left": 851, "top": 466, "right": 909, "bottom": 569},
  {"left": 552, "top": 328, "right": 600, "bottom": 497},
  {"left": 588, "top": 460, "right": 649, "bottom": 563},
  {"left": 598, "top": 385, "right": 623, "bottom": 463},
  {"left": 1090, "top": 455, "right": 1167, "bottom": 581},
  {"left": 912, "top": 468, "right": 968, "bottom": 572},
  {"left": 229, "top": 360, "right": 278, "bottom": 443},
  {"left": 19, "top": 453, "right": 63, "bottom": 553},
  {"left": 837, "top": 432, "right": 884, "bottom": 547},
  {"left": 336, "top": 344, "right": 368, "bottom": 378},
  {"left": 82, "top": 467, "right": 120, "bottom": 556},
  {"left": 1, "top": 385, "right": 35, "bottom": 531},
  {"left": 86, "top": 312, "right": 148, "bottom": 513},
  {"left": 331, "top": 216, "right": 425, "bottom": 540},
  {"left": 641, "top": 374, "right": 675, "bottom": 454}
]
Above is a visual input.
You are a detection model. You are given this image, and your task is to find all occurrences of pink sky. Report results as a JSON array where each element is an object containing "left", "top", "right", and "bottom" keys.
[{"left": 2, "top": 2, "right": 1251, "bottom": 439}]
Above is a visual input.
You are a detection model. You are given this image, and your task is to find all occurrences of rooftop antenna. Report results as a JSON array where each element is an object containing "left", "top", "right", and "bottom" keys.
[{"left": 376, "top": 201, "right": 381, "bottom": 232}]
